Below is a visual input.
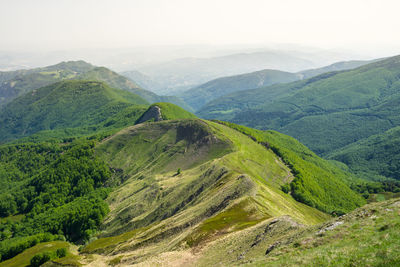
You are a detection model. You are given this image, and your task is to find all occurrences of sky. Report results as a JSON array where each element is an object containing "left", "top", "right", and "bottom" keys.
[{"left": 1, "top": 0, "right": 400, "bottom": 54}]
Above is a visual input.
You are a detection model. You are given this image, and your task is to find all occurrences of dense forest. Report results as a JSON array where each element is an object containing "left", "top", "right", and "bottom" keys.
[{"left": 0, "top": 139, "right": 113, "bottom": 262}]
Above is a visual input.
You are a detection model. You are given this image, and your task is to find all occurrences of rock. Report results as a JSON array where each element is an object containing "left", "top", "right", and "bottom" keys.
[
  {"left": 136, "top": 105, "right": 163, "bottom": 124},
  {"left": 265, "top": 242, "right": 280, "bottom": 255}
]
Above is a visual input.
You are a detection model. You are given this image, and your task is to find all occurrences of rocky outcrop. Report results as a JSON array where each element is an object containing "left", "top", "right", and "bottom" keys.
[{"left": 136, "top": 105, "right": 163, "bottom": 124}]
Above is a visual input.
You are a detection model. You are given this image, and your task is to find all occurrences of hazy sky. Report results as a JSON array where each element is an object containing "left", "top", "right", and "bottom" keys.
[{"left": 1, "top": 0, "right": 400, "bottom": 52}]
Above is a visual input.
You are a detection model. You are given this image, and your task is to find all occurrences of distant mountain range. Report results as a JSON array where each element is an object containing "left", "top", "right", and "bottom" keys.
[
  {"left": 179, "top": 59, "right": 379, "bottom": 111},
  {"left": 197, "top": 55, "right": 400, "bottom": 180},
  {"left": 0, "top": 60, "right": 188, "bottom": 109},
  {"left": 122, "top": 50, "right": 323, "bottom": 95}
]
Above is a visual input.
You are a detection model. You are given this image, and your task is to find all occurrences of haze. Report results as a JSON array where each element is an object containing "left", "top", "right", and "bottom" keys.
[{"left": 1, "top": 0, "right": 400, "bottom": 52}]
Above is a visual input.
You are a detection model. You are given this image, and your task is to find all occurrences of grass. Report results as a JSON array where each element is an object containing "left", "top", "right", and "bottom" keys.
[
  {"left": 194, "top": 197, "right": 400, "bottom": 267},
  {"left": 184, "top": 198, "right": 268, "bottom": 247},
  {"left": 248, "top": 198, "right": 400, "bottom": 266},
  {"left": 213, "top": 120, "right": 365, "bottom": 214},
  {"left": 150, "top": 102, "right": 197, "bottom": 120},
  {"left": 0, "top": 241, "right": 70, "bottom": 267},
  {"left": 81, "top": 227, "right": 149, "bottom": 254},
  {"left": 83, "top": 119, "right": 329, "bottom": 260}
]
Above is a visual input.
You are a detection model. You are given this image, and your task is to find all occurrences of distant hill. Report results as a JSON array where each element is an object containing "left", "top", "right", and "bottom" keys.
[
  {"left": 179, "top": 69, "right": 300, "bottom": 111},
  {"left": 0, "top": 60, "right": 94, "bottom": 106},
  {"left": 297, "top": 58, "right": 381, "bottom": 79},
  {"left": 328, "top": 126, "right": 400, "bottom": 181},
  {"left": 198, "top": 55, "right": 400, "bottom": 156},
  {"left": 0, "top": 80, "right": 148, "bottom": 142},
  {"left": 0, "top": 61, "right": 189, "bottom": 110},
  {"left": 179, "top": 59, "right": 378, "bottom": 111},
  {"left": 126, "top": 51, "right": 318, "bottom": 95}
]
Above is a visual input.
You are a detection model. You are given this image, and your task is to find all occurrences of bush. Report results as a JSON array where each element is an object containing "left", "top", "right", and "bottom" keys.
[{"left": 30, "top": 252, "right": 51, "bottom": 267}]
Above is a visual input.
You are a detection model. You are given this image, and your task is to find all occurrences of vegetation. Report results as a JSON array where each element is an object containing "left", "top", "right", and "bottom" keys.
[
  {"left": 198, "top": 55, "right": 400, "bottom": 156},
  {"left": 179, "top": 69, "right": 299, "bottom": 111},
  {"left": 0, "top": 61, "right": 94, "bottom": 106},
  {"left": 151, "top": 102, "right": 197, "bottom": 120},
  {"left": 195, "top": 197, "right": 400, "bottom": 267},
  {"left": 213, "top": 120, "right": 365, "bottom": 214},
  {"left": 0, "top": 241, "right": 71, "bottom": 267},
  {"left": 0, "top": 80, "right": 148, "bottom": 142},
  {"left": 328, "top": 126, "right": 400, "bottom": 181},
  {"left": 0, "top": 139, "right": 112, "bottom": 262}
]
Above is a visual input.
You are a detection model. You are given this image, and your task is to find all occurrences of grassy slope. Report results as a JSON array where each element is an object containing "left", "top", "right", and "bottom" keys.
[
  {"left": 151, "top": 102, "right": 197, "bottom": 120},
  {"left": 0, "top": 80, "right": 148, "bottom": 142},
  {"left": 328, "top": 126, "right": 400, "bottom": 181},
  {"left": 80, "top": 119, "right": 338, "bottom": 265},
  {"left": 214, "top": 121, "right": 366, "bottom": 214},
  {"left": 0, "top": 241, "right": 72, "bottom": 267},
  {"left": 198, "top": 55, "right": 400, "bottom": 155},
  {"left": 195, "top": 197, "right": 400, "bottom": 267}
]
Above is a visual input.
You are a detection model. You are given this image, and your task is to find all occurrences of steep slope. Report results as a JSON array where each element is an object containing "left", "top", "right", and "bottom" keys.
[
  {"left": 198, "top": 55, "right": 400, "bottom": 155},
  {"left": 191, "top": 197, "right": 400, "bottom": 266},
  {"left": 73, "top": 118, "right": 365, "bottom": 266},
  {"left": 0, "top": 61, "right": 94, "bottom": 106},
  {"left": 328, "top": 126, "right": 400, "bottom": 181},
  {"left": 0, "top": 80, "right": 148, "bottom": 142}
]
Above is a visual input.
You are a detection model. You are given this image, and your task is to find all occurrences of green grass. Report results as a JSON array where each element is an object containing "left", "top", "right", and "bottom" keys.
[
  {"left": 184, "top": 198, "right": 268, "bottom": 247},
  {"left": 214, "top": 120, "right": 366, "bottom": 214},
  {"left": 0, "top": 241, "right": 70, "bottom": 267},
  {"left": 151, "top": 102, "right": 197, "bottom": 120},
  {"left": 195, "top": 198, "right": 400, "bottom": 267},
  {"left": 83, "top": 119, "right": 329, "bottom": 259},
  {"left": 81, "top": 227, "right": 150, "bottom": 254},
  {"left": 247, "top": 198, "right": 400, "bottom": 266}
]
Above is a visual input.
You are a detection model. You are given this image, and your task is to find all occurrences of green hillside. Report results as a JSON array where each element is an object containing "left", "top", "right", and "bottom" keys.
[
  {"left": 328, "top": 126, "right": 400, "bottom": 181},
  {"left": 77, "top": 66, "right": 158, "bottom": 103},
  {"left": 80, "top": 119, "right": 332, "bottom": 261},
  {"left": 179, "top": 69, "right": 300, "bottom": 110},
  {"left": 298, "top": 58, "right": 381, "bottom": 79},
  {"left": 0, "top": 61, "right": 94, "bottom": 106},
  {"left": 136, "top": 102, "right": 197, "bottom": 123},
  {"left": 0, "top": 80, "right": 148, "bottom": 142},
  {"left": 198, "top": 55, "right": 400, "bottom": 155},
  {"left": 0, "top": 61, "right": 190, "bottom": 111},
  {"left": 192, "top": 197, "right": 400, "bottom": 267},
  {"left": 179, "top": 59, "right": 377, "bottom": 111},
  {"left": 0, "top": 115, "right": 378, "bottom": 266}
]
